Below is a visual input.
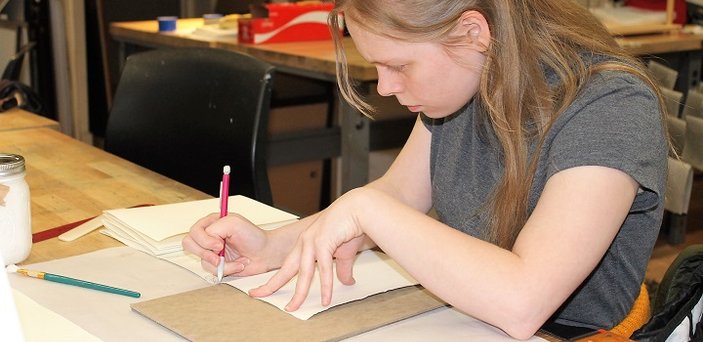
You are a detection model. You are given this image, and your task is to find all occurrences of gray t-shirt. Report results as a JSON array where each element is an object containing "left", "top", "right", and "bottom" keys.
[{"left": 421, "top": 70, "right": 667, "bottom": 329}]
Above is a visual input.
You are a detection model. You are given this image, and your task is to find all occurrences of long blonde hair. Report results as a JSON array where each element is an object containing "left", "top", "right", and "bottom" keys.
[{"left": 329, "top": 0, "right": 667, "bottom": 249}]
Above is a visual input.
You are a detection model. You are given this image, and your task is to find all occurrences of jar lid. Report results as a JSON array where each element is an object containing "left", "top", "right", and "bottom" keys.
[{"left": 0, "top": 154, "right": 25, "bottom": 177}]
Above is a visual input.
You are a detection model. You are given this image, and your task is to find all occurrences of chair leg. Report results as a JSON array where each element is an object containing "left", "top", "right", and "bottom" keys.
[
  {"left": 319, "top": 84, "right": 335, "bottom": 210},
  {"left": 667, "top": 213, "right": 687, "bottom": 245}
]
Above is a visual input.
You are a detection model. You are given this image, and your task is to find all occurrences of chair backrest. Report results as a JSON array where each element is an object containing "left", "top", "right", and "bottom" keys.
[
  {"left": 1, "top": 42, "right": 35, "bottom": 82},
  {"left": 682, "top": 89, "right": 703, "bottom": 119},
  {"left": 682, "top": 115, "right": 703, "bottom": 172},
  {"left": 664, "top": 157, "right": 693, "bottom": 216},
  {"left": 660, "top": 87, "right": 683, "bottom": 118},
  {"left": 648, "top": 60, "right": 678, "bottom": 90},
  {"left": 666, "top": 116, "right": 686, "bottom": 156},
  {"left": 104, "top": 48, "right": 275, "bottom": 204}
]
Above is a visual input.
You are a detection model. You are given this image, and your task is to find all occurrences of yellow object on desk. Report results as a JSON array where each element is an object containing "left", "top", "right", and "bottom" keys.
[{"left": 218, "top": 13, "right": 251, "bottom": 29}]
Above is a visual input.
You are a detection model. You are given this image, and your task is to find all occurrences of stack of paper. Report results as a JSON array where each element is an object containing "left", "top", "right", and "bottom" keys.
[{"left": 102, "top": 196, "right": 299, "bottom": 257}]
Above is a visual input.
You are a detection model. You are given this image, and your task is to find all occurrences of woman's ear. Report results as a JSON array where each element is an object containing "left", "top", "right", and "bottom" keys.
[{"left": 455, "top": 10, "right": 491, "bottom": 52}]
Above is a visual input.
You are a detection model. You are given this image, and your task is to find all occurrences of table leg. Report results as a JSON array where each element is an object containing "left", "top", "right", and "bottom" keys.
[
  {"left": 340, "top": 85, "right": 370, "bottom": 193},
  {"left": 682, "top": 49, "right": 702, "bottom": 94}
]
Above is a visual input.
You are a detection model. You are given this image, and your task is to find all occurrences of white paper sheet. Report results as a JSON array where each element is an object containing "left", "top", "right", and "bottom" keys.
[
  {"left": 225, "top": 250, "right": 418, "bottom": 320},
  {"left": 13, "top": 289, "right": 101, "bottom": 341}
]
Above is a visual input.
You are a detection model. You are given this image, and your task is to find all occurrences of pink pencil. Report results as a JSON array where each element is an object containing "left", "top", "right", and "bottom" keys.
[{"left": 216, "top": 165, "right": 230, "bottom": 283}]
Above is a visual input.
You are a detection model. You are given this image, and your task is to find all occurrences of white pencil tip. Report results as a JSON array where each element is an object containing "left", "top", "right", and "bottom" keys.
[
  {"left": 5, "top": 264, "right": 18, "bottom": 273},
  {"left": 223, "top": 165, "right": 231, "bottom": 175}
]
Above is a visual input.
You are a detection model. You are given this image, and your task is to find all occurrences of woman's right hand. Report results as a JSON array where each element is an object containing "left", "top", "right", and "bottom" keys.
[{"left": 182, "top": 213, "right": 273, "bottom": 277}]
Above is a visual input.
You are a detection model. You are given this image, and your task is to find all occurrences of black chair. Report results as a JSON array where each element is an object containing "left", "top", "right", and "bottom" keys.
[
  {"left": 2, "top": 42, "right": 35, "bottom": 81},
  {"left": 104, "top": 47, "right": 275, "bottom": 205}
]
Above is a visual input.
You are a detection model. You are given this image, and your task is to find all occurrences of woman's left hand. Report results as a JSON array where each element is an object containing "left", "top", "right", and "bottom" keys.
[{"left": 248, "top": 188, "right": 369, "bottom": 311}]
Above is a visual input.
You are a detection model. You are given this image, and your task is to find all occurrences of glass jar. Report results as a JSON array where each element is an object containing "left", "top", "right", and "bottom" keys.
[{"left": 0, "top": 154, "right": 31, "bottom": 265}]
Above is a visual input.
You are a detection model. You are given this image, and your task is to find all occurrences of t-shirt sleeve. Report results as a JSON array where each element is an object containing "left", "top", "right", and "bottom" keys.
[{"left": 545, "top": 72, "right": 668, "bottom": 212}]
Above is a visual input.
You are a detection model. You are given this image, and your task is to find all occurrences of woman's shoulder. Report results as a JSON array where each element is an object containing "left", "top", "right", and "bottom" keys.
[
  {"left": 584, "top": 66, "right": 657, "bottom": 100},
  {"left": 558, "top": 65, "right": 662, "bottom": 131}
]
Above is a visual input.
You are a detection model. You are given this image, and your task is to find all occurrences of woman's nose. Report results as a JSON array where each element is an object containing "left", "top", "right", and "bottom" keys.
[{"left": 376, "top": 70, "right": 402, "bottom": 97}]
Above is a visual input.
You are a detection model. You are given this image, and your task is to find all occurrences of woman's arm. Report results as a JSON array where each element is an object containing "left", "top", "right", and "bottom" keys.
[
  {"left": 356, "top": 165, "right": 638, "bottom": 339},
  {"left": 364, "top": 115, "right": 434, "bottom": 213}
]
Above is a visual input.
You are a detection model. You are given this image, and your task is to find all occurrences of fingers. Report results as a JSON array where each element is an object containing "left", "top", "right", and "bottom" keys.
[
  {"left": 199, "top": 257, "right": 250, "bottom": 277},
  {"left": 285, "top": 242, "right": 320, "bottom": 311},
  {"left": 334, "top": 255, "right": 356, "bottom": 286},
  {"left": 183, "top": 213, "right": 222, "bottom": 256},
  {"left": 183, "top": 233, "right": 220, "bottom": 266},
  {"left": 249, "top": 246, "right": 302, "bottom": 298},
  {"left": 316, "top": 249, "right": 335, "bottom": 307}
]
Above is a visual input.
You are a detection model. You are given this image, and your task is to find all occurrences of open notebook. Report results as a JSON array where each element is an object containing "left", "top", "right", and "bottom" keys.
[{"left": 101, "top": 195, "right": 298, "bottom": 256}]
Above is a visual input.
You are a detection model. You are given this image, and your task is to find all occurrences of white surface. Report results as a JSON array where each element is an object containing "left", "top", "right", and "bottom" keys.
[
  {"left": 13, "top": 289, "right": 100, "bottom": 341},
  {"left": 225, "top": 250, "right": 418, "bottom": 320},
  {"left": 348, "top": 306, "right": 545, "bottom": 342},
  {"left": 0, "top": 254, "right": 24, "bottom": 342}
]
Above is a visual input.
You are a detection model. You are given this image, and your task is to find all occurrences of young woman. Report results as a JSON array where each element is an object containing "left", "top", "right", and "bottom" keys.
[{"left": 183, "top": 0, "right": 668, "bottom": 339}]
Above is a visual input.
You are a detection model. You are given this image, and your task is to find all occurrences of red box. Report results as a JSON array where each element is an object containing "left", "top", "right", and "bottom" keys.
[{"left": 238, "top": 2, "right": 338, "bottom": 44}]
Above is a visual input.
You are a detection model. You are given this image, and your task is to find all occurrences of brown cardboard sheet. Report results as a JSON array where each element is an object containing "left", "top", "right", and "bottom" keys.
[{"left": 132, "top": 284, "right": 445, "bottom": 341}]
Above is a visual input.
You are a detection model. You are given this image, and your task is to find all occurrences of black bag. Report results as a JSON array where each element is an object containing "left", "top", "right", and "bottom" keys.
[
  {"left": 632, "top": 245, "right": 703, "bottom": 341},
  {"left": 0, "top": 79, "right": 46, "bottom": 115}
]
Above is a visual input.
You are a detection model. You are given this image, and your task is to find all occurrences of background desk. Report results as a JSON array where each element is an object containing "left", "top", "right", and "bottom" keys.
[
  {"left": 110, "top": 19, "right": 703, "bottom": 196},
  {"left": 110, "top": 19, "right": 413, "bottom": 195}
]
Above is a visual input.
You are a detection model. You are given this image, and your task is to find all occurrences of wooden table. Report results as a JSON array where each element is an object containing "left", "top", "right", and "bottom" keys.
[
  {"left": 111, "top": 19, "right": 408, "bottom": 194},
  {"left": 0, "top": 108, "right": 60, "bottom": 132},
  {"left": 0, "top": 126, "right": 208, "bottom": 264}
]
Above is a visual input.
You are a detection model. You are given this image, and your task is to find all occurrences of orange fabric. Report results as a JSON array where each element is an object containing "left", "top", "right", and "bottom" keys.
[{"left": 610, "top": 284, "right": 651, "bottom": 338}]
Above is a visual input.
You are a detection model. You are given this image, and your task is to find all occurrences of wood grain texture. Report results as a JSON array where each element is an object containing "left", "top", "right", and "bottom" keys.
[
  {"left": 0, "top": 127, "right": 208, "bottom": 264},
  {"left": 0, "top": 108, "right": 60, "bottom": 132}
]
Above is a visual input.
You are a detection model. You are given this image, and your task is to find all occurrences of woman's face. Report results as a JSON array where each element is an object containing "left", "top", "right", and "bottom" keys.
[{"left": 347, "top": 19, "right": 487, "bottom": 118}]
